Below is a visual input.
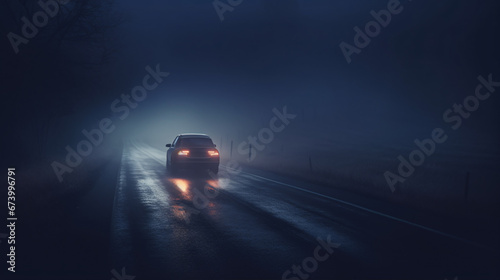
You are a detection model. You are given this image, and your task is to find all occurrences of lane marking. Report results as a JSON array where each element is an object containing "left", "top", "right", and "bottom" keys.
[
  {"left": 130, "top": 142, "right": 490, "bottom": 251},
  {"left": 227, "top": 166, "right": 490, "bottom": 251}
]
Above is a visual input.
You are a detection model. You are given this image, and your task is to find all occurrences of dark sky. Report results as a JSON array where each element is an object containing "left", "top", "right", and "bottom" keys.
[
  {"left": 100, "top": 0, "right": 500, "bottom": 144},
  {"left": 3, "top": 0, "right": 500, "bottom": 158}
]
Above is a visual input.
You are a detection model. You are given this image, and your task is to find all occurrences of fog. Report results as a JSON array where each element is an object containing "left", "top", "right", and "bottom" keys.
[
  {"left": 2, "top": 0, "right": 500, "bottom": 207},
  {"left": 106, "top": 0, "right": 500, "bottom": 146}
]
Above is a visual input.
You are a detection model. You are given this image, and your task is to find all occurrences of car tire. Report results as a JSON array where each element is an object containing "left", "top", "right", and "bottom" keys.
[
  {"left": 167, "top": 160, "right": 177, "bottom": 175},
  {"left": 171, "top": 164, "right": 178, "bottom": 175}
]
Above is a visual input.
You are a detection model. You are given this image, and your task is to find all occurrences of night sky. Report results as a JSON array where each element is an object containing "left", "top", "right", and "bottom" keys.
[{"left": 1, "top": 0, "right": 499, "bottom": 199}]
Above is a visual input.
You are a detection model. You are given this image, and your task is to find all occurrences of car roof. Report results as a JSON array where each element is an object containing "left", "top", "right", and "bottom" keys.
[{"left": 177, "top": 133, "right": 211, "bottom": 138}]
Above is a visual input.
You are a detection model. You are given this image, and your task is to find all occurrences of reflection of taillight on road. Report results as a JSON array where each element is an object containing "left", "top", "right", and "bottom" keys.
[
  {"left": 208, "top": 150, "right": 219, "bottom": 156},
  {"left": 178, "top": 150, "right": 190, "bottom": 156}
]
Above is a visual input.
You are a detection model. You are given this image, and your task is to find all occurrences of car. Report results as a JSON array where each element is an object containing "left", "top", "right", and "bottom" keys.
[{"left": 166, "top": 133, "right": 220, "bottom": 174}]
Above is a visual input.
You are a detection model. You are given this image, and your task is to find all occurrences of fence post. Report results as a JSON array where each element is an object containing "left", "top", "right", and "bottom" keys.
[
  {"left": 230, "top": 140, "right": 233, "bottom": 158},
  {"left": 249, "top": 144, "right": 252, "bottom": 161}
]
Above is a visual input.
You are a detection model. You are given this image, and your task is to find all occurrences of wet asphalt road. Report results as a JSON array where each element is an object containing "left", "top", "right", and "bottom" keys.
[{"left": 107, "top": 141, "right": 498, "bottom": 280}]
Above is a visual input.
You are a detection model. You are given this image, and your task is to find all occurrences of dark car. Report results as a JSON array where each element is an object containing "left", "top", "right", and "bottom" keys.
[{"left": 166, "top": 133, "right": 219, "bottom": 174}]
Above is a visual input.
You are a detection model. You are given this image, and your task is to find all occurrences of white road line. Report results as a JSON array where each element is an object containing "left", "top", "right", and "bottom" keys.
[
  {"left": 130, "top": 142, "right": 488, "bottom": 251},
  {"left": 110, "top": 150, "right": 136, "bottom": 272},
  {"left": 227, "top": 166, "right": 489, "bottom": 250}
]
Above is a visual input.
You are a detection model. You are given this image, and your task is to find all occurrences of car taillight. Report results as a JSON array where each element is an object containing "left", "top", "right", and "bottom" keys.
[
  {"left": 208, "top": 150, "right": 219, "bottom": 156},
  {"left": 178, "top": 150, "right": 190, "bottom": 156}
]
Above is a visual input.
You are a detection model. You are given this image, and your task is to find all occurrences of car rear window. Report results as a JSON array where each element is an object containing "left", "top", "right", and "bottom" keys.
[{"left": 177, "top": 137, "right": 213, "bottom": 147}]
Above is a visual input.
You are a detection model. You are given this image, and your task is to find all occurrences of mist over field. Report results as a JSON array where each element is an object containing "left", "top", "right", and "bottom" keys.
[{"left": 2, "top": 1, "right": 500, "bottom": 279}]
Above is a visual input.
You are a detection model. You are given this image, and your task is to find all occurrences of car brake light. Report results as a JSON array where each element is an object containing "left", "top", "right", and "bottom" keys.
[
  {"left": 208, "top": 150, "right": 219, "bottom": 156},
  {"left": 178, "top": 150, "right": 190, "bottom": 156}
]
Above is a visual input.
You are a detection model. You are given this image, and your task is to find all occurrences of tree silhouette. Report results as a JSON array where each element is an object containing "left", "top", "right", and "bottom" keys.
[{"left": 1, "top": 0, "right": 121, "bottom": 165}]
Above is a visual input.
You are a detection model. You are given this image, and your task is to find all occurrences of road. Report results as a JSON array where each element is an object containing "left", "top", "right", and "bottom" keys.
[{"left": 108, "top": 140, "right": 498, "bottom": 280}]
